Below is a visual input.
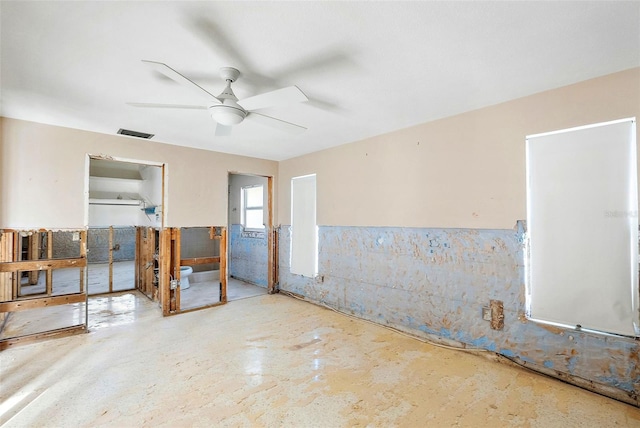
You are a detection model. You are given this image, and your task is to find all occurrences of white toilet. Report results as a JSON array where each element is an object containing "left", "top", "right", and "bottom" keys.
[{"left": 180, "top": 266, "right": 193, "bottom": 289}]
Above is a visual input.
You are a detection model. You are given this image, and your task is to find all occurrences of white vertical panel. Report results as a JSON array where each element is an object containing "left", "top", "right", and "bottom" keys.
[
  {"left": 526, "top": 118, "right": 638, "bottom": 336},
  {"left": 291, "top": 174, "right": 317, "bottom": 277}
]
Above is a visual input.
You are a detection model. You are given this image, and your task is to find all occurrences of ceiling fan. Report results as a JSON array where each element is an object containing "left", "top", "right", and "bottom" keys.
[{"left": 128, "top": 60, "right": 309, "bottom": 136}]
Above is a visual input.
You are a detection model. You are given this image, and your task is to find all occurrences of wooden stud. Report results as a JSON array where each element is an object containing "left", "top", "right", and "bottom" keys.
[
  {"left": 220, "top": 226, "right": 227, "bottom": 303},
  {"left": 0, "top": 232, "right": 13, "bottom": 323},
  {"left": 12, "top": 232, "right": 19, "bottom": 299},
  {"left": 160, "top": 228, "right": 171, "bottom": 315},
  {"left": 267, "top": 176, "right": 275, "bottom": 294},
  {"left": 27, "top": 233, "right": 40, "bottom": 285},
  {"left": 135, "top": 227, "right": 141, "bottom": 293},
  {"left": 108, "top": 226, "right": 114, "bottom": 293},
  {"left": 0, "top": 257, "right": 87, "bottom": 272},
  {"left": 149, "top": 228, "right": 157, "bottom": 300},
  {"left": 179, "top": 256, "right": 220, "bottom": 266},
  {"left": 0, "top": 293, "right": 86, "bottom": 312},
  {"left": 139, "top": 227, "right": 151, "bottom": 298},
  {"left": 46, "top": 231, "right": 53, "bottom": 295},
  {"left": 136, "top": 226, "right": 156, "bottom": 299},
  {"left": 14, "top": 232, "right": 21, "bottom": 261},
  {"left": 0, "top": 325, "right": 86, "bottom": 351},
  {"left": 173, "top": 228, "right": 181, "bottom": 312}
]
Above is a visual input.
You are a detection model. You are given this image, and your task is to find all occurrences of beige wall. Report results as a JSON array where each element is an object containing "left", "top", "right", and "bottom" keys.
[
  {"left": 279, "top": 67, "right": 640, "bottom": 229},
  {"left": 2, "top": 68, "right": 638, "bottom": 230},
  {"left": 0, "top": 118, "right": 278, "bottom": 229}
]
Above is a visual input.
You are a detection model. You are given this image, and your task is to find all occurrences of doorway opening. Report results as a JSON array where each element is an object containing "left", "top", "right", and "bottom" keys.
[
  {"left": 227, "top": 172, "right": 275, "bottom": 301},
  {"left": 86, "top": 156, "right": 164, "bottom": 327}
]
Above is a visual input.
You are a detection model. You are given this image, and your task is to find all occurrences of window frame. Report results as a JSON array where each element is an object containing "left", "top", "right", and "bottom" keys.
[{"left": 241, "top": 184, "right": 265, "bottom": 231}]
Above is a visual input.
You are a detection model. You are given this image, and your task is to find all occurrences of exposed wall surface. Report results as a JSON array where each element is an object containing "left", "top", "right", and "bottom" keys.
[
  {"left": 49, "top": 231, "right": 82, "bottom": 259},
  {"left": 0, "top": 118, "right": 278, "bottom": 229},
  {"left": 228, "top": 174, "right": 269, "bottom": 287},
  {"left": 86, "top": 227, "right": 136, "bottom": 263},
  {"left": 277, "top": 69, "right": 640, "bottom": 404},
  {"left": 278, "top": 68, "right": 640, "bottom": 229},
  {"left": 279, "top": 225, "right": 639, "bottom": 404},
  {"left": 229, "top": 224, "right": 268, "bottom": 287},
  {"left": 180, "top": 227, "right": 220, "bottom": 273}
]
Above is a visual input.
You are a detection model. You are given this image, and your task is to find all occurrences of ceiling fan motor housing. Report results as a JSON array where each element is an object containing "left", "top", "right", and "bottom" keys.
[{"left": 209, "top": 101, "right": 247, "bottom": 125}]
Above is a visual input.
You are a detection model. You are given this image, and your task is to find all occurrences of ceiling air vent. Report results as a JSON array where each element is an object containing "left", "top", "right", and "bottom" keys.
[{"left": 117, "top": 128, "right": 154, "bottom": 139}]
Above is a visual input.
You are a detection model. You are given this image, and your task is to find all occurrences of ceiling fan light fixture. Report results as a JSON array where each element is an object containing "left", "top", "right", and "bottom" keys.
[{"left": 209, "top": 104, "right": 247, "bottom": 126}]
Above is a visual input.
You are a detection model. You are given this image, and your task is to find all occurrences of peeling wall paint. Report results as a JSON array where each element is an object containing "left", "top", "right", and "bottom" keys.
[
  {"left": 278, "top": 225, "right": 639, "bottom": 402},
  {"left": 229, "top": 224, "right": 268, "bottom": 287}
]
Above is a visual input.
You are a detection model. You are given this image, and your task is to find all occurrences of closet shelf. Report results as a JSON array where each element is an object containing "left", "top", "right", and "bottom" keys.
[
  {"left": 89, "top": 198, "right": 142, "bottom": 206},
  {"left": 89, "top": 175, "right": 143, "bottom": 183}
]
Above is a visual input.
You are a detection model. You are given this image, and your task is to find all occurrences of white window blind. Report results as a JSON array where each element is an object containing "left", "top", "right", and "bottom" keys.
[
  {"left": 526, "top": 118, "right": 638, "bottom": 337},
  {"left": 291, "top": 174, "right": 317, "bottom": 277}
]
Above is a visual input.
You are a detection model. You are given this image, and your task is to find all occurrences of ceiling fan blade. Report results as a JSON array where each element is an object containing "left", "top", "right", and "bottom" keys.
[
  {"left": 237, "top": 86, "right": 308, "bottom": 111},
  {"left": 245, "top": 112, "right": 306, "bottom": 135},
  {"left": 141, "top": 60, "right": 221, "bottom": 103},
  {"left": 215, "top": 123, "right": 233, "bottom": 137},
  {"left": 127, "top": 102, "right": 208, "bottom": 109}
]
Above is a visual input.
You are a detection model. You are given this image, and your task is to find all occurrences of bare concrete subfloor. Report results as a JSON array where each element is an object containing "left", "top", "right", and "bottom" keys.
[
  {"left": 1, "top": 277, "right": 266, "bottom": 339},
  {"left": 178, "top": 277, "right": 266, "bottom": 309},
  {"left": 2, "top": 294, "right": 639, "bottom": 427},
  {"left": 17, "top": 261, "right": 135, "bottom": 298}
]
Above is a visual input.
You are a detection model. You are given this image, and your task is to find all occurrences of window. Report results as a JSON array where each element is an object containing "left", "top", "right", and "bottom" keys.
[
  {"left": 526, "top": 118, "right": 638, "bottom": 337},
  {"left": 241, "top": 185, "right": 264, "bottom": 230}
]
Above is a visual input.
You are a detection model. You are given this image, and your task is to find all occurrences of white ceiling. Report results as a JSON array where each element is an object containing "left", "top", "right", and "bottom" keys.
[{"left": 2, "top": 1, "right": 639, "bottom": 161}]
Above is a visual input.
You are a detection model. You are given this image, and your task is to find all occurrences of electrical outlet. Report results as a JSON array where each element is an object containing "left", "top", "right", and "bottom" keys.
[
  {"left": 170, "top": 279, "right": 178, "bottom": 290},
  {"left": 72, "top": 232, "right": 80, "bottom": 241},
  {"left": 482, "top": 306, "right": 491, "bottom": 321}
]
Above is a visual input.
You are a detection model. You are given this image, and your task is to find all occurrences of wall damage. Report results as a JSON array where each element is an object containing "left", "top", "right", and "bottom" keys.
[
  {"left": 278, "top": 225, "right": 639, "bottom": 406},
  {"left": 229, "top": 224, "right": 268, "bottom": 288}
]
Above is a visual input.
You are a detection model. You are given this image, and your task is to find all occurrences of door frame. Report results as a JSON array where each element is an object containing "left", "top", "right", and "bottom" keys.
[
  {"left": 227, "top": 172, "right": 276, "bottom": 294},
  {"left": 159, "top": 226, "right": 227, "bottom": 316}
]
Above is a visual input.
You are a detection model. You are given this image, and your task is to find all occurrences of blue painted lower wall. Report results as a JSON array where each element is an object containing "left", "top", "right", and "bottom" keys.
[
  {"left": 278, "top": 225, "right": 639, "bottom": 402},
  {"left": 229, "top": 224, "right": 268, "bottom": 287}
]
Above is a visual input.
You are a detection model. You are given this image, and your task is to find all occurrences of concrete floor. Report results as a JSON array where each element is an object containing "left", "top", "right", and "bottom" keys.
[
  {"left": 1, "top": 293, "right": 638, "bottom": 427},
  {"left": 227, "top": 277, "right": 268, "bottom": 301},
  {"left": 1, "top": 277, "right": 267, "bottom": 339},
  {"left": 177, "top": 276, "right": 267, "bottom": 309},
  {"left": 17, "top": 261, "right": 136, "bottom": 297}
]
